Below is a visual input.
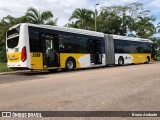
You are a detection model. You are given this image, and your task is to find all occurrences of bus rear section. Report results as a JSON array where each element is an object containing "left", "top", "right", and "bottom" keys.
[
  {"left": 6, "top": 24, "right": 31, "bottom": 69},
  {"left": 112, "top": 35, "right": 153, "bottom": 65}
]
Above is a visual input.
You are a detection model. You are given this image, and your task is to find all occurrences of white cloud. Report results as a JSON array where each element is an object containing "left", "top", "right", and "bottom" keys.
[
  {"left": 145, "top": 0, "right": 160, "bottom": 13},
  {"left": 149, "top": 0, "right": 160, "bottom": 8},
  {"left": 102, "top": 0, "right": 138, "bottom": 6},
  {"left": 0, "top": 0, "right": 89, "bottom": 26},
  {"left": 0, "top": 0, "right": 159, "bottom": 26}
]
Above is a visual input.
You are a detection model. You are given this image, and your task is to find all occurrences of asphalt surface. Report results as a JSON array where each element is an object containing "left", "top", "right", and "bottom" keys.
[{"left": 0, "top": 62, "right": 160, "bottom": 120}]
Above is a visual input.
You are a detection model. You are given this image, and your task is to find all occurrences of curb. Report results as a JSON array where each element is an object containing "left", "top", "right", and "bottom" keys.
[
  {"left": 151, "top": 61, "right": 160, "bottom": 63},
  {"left": 0, "top": 70, "right": 30, "bottom": 75}
]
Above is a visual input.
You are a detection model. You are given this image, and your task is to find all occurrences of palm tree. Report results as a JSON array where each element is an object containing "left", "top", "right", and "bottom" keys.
[
  {"left": 156, "top": 22, "right": 160, "bottom": 33},
  {"left": 134, "top": 16, "right": 156, "bottom": 38},
  {"left": 0, "top": 15, "right": 27, "bottom": 62},
  {"left": 64, "top": 22, "right": 79, "bottom": 28},
  {"left": 121, "top": 12, "right": 135, "bottom": 36},
  {"left": 0, "top": 15, "right": 27, "bottom": 26},
  {"left": 119, "top": 6, "right": 136, "bottom": 36},
  {"left": 25, "top": 7, "right": 57, "bottom": 25},
  {"left": 69, "top": 8, "right": 94, "bottom": 30},
  {"left": 0, "top": 15, "right": 27, "bottom": 44},
  {"left": 96, "top": 10, "right": 122, "bottom": 34}
]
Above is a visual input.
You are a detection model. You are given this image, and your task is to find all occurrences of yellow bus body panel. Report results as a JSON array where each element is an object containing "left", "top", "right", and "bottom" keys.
[
  {"left": 30, "top": 53, "right": 43, "bottom": 69},
  {"left": 131, "top": 54, "right": 151, "bottom": 63},
  {"left": 59, "top": 53, "right": 86, "bottom": 69},
  {"left": 30, "top": 53, "right": 151, "bottom": 70},
  {"left": 7, "top": 52, "right": 21, "bottom": 63}
]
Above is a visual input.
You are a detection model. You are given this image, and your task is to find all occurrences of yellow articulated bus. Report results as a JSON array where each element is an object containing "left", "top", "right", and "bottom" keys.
[{"left": 6, "top": 23, "right": 153, "bottom": 71}]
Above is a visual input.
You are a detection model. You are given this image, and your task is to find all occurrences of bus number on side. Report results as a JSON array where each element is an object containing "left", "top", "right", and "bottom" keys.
[{"left": 33, "top": 53, "right": 40, "bottom": 57}]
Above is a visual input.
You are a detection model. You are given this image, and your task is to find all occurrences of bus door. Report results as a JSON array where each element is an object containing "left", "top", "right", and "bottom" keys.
[
  {"left": 41, "top": 34, "right": 60, "bottom": 68},
  {"left": 90, "top": 39, "right": 102, "bottom": 65}
]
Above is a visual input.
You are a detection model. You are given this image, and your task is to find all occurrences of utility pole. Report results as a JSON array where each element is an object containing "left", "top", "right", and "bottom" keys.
[{"left": 95, "top": 3, "right": 99, "bottom": 31}]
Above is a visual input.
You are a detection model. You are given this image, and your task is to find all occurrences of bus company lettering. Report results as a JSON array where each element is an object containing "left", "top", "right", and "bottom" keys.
[
  {"left": 125, "top": 56, "right": 132, "bottom": 59},
  {"left": 12, "top": 112, "right": 42, "bottom": 118},
  {"left": 28, "top": 113, "right": 42, "bottom": 117},
  {"left": 132, "top": 112, "right": 157, "bottom": 117},
  {"left": 143, "top": 113, "right": 157, "bottom": 117}
]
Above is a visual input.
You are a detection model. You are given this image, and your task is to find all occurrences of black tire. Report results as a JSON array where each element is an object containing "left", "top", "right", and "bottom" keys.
[
  {"left": 65, "top": 58, "right": 76, "bottom": 71},
  {"left": 118, "top": 57, "right": 124, "bottom": 66},
  {"left": 145, "top": 56, "right": 150, "bottom": 64}
]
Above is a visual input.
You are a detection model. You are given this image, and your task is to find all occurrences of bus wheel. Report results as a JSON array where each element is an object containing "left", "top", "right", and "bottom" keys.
[
  {"left": 65, "top": 58, "right": 76, "bottom": 71},
  {"left": 118, "top": 57, "right": 124, "bottom": 66},
  {"left": 145, "top": 56, "right": 150, "bottom": 64}
]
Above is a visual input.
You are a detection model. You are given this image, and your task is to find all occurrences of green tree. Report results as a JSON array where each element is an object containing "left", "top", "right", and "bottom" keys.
[
  {"left": 134, "top": 16, "right": 156, "bottom": 38},
  {"left": 69, "top": 8, "right": 94, "bottom": 30},
  {"left": 0, "top": 15, "right": 27, "bottom": 43},
  {"left": 96, "top": 9, "right": 122, "bottom": 34},
  {"left": 0, "top": 15, "right": 27, "bottom": 62},
  {"left": 99, "top": 3, "right": 145, "bottom": 35},
  {"left": 0, "top": 43, "right": 6, "bottom": 62},
  {"left": 67, "top": 2, "right": 156, "bottom": 38},
  {"left": 156, "top": 22, "right": 160, "bottom": 33},
  {"left": 150, "top": 37, "right": 160, "bottom": 60},
  {"left": 25, "top": 7, "right": 57, "bottom": 25},
  {"left": 64, "top": 22, "right": 79, "bottom": 28},
  {"left": 0, "top": 8, "right": 58, "bottom": 63}
]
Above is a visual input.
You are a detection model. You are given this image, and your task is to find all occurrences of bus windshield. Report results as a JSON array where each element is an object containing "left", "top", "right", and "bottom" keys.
[{"left": 7, "top": 37, "right": 19, "bottom": 48}]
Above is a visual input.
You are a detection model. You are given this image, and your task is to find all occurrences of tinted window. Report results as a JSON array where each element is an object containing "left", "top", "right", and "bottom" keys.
[
  {"left": 114, "top": 39, "right": 152, "bottom": 54},
  {"left": 7, "top": 37, "right": 19, "bottom": 48},
  {"left": 7, "top": 25, "right": 20, "bottom": 38},
  {"left": 29, "top": 30, "right": 41, "bottom": 52},
  {"left": 59, "top": 34, "right": 90, "bottom": 53},
  {"left": 130, "top": 41, "right": 136, "bottom": 53},
  {"left": 123, "top": 41, "right": 130, "bottom": 53},
  {"left": 101, "top": 39, "right": 105, "bottom": 54},
  {"left": 114, "top": 40, "right": 124, "bottom": 53},
  {"left": 75, "top": 36, "right": 88, "bottom": 53},
  {"left": 143, "top": 43, "right": 151, "bottom": 53},
  {"left": 59, "top": 34, "right": 75, "bottom": 53},
  {"left": 136, "top": 42, "right": 143, "bottom": 53}
]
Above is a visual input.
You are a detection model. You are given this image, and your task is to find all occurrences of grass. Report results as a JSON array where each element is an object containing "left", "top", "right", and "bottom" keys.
[
  {"left": 154, "top": 53, "right": 160, "bottom": 61},
  {"left": 0, "top": 63, "right": 13, "bottom": 72},
  {"left": 156, "top": 57, "right": 160, "bottom": 61}
]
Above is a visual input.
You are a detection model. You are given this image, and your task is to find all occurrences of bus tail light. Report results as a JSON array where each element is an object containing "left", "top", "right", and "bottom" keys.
[{"left": 21, "top": 46, "right": 27, "bottom": 62}]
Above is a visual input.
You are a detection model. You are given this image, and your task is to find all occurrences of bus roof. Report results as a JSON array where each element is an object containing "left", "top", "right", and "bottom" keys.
[
  {"left": 113, "top": 35, "right": 153, "bottom": 43},
  {"left": 10, "top": 23, "right": 153, "bottom": 43},
  {"left": 19, "top": 23, "right": 104, "bottom": 38}
]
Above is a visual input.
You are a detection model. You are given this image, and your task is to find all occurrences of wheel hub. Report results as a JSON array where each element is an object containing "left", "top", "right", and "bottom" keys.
[{"left": 67, "top": 61, "right": 73, "bottom": 69}]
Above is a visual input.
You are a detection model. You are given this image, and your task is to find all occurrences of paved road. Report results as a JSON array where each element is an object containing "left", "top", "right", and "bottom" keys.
[{"left": 0, "top": 62, "right": 160, "bottom": 120}]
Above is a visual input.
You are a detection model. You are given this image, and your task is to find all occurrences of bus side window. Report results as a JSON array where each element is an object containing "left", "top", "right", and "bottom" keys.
[
  {"left": 59, "top": 33, "right": 75, "bottom": 53},
  {"left": 29, "top": 30, "right": 40, "bottom": 52},
  {"left": 114, "top": 39, "right": 124, "bottom": 53}
]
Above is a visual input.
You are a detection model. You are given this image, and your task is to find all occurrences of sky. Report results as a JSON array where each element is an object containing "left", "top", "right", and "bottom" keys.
[{"left": 0, "top": 0, "right": 160, "bottom": 27}]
